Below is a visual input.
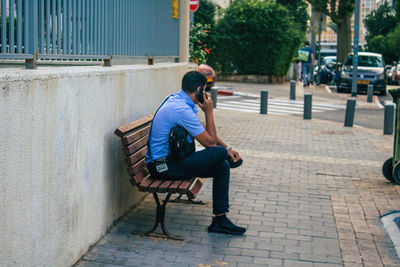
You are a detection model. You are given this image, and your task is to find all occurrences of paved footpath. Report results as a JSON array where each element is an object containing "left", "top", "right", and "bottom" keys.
[{"left": 76, "top": 108, "right": 400, "bottom": 267}]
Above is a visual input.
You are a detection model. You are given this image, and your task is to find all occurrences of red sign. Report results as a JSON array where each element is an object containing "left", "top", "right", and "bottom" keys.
[{"left": 190, "top": 0, "right": 199, "bottom": 12}]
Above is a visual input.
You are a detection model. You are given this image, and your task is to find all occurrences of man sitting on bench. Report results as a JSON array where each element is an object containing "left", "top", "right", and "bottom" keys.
[{"left": 145, "top": 71, "right": 246, "bottom": 235}]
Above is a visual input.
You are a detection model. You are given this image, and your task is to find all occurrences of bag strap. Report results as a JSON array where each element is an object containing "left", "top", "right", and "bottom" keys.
[{"left": 147, "top": 94, "right": 172, "bottom": 160}]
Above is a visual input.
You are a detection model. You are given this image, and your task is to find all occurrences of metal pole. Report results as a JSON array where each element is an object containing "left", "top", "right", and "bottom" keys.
[
  {"left": 290, "top": 80, "right": 296, "bottom": 100},
  {"left": 317, "top": 16, "right": 322, "bottom": 76},
  {"left": 384, "top": 101, "right": 394, "bottom": 135},
  {"left": 304, "top": 94, "right": 312, "bottom": 120},
  {"left": 211, "top": 87, "right": 218, "bottom": 108},
  {"left": 367, "top": 84, "right": 373, "bottom": 103},
  {"left": 260, "top": 90, "right": 268, "bottom": 114},
  {"left": 351, "top": 0, "right": 361, "bottom": 97},
  {"left": 344, "top": 98, "right": 356, "bottom": 127}
]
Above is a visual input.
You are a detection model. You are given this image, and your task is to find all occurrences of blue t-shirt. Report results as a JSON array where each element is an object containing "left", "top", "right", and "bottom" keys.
[
  {"left": 145, "top": 90, "right": 205, "bottom": 163},
  {"left": 302, "top": 46, "right": 314, "bottom": 63}
]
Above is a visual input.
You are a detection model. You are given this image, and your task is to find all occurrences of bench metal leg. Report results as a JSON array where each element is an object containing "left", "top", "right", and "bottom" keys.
[
  {"left": 145, "top": 192, "right": 183, "bottom": 240},
  {"left": 170, "top": 193, "right": 205, "bottom": 205}
]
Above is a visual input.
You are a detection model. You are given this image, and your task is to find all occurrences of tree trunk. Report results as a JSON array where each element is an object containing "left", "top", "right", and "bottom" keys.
[{"left": 336, "top": 15, "right": 352, "bottom": 63}]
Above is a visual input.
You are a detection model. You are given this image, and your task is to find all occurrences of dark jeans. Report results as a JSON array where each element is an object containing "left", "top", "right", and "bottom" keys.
[{"left": 148, "top": 146, "right": 230, "bottom": 215}]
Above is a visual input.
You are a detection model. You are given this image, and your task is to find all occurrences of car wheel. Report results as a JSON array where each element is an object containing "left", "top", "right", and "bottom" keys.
[
  {"left": 382, "top": 157, "right": 394, "bottom": 182},
  {"left": 380, "top": 89, "right": 387, "bottom": 96}
]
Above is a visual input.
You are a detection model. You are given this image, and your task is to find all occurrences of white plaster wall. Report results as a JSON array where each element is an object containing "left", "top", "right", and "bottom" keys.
[{"left": 0, "top": 63, "right": 188, "bottom": 267}]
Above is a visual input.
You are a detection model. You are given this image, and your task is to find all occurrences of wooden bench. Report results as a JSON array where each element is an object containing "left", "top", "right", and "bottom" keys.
[{"left": 114, "top": 115, "right": 204, "bottom": 240}]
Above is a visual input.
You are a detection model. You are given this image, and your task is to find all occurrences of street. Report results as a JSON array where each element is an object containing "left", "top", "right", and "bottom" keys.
[{"left": 214, "top": 82, "right": 399, "bottom": 131}]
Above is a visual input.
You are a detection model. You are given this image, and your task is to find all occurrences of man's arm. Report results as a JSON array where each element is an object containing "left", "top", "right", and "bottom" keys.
[{"left": 195, "top": 90, "right": 217, "bottom": 147}]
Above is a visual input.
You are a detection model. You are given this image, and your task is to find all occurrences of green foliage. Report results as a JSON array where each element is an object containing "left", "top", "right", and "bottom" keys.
[
  {"left": 387, "top": 24, "right": 400, "bottom": 62},
  {"left": 364, "top": 1, "right": 396, "bottom": 42},
  {"left": 210, "top": 0, "right": 305, "bottom": 76},
  {"left": 364, "top": 1, "right": 399, "bottom": 64},
  {"left": 189, "top": 23, "right": 211, "bottom": 64},
  {"left": 195, "top": 0, "right": 216, "bottom": 27},
  {"left": 276, "top": 0, "right": 309, "bottom": 32}
]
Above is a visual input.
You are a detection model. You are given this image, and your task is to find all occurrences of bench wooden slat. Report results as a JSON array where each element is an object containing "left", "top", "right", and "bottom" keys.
[
  {"left": 127, "top": 159, "right": 146, "bottom": 177},
  {"left": 177, "top": 179, "right": 194, "bottom": 195},
  {"left": 158, "top": 180, "right": 174, "bottom": 193},
  {"left": 123, "top": 135, "right": 148, "bottom": 155},
  {"left": 130, "top": 168, "right": 149, "bottom": 186},
  {"left": 138, "top": 177, "right": 155, "bottom": 192},
  {"left": 187, "top": 178, "right": 205, "bottom": 199},
  {"left": 167, "top": 180, "right": 183, "bottom": 193},
  {"left": 125, "top": 146, "right": 147, "bottom": 165},
  {"left": 122, "top": 125, "right": 150, "bottom": 146},
  {"left": 148, "top": 180, "right": 164, "bottom": 193},
  {"left": 114, "top": 115, "right": 153, "bottom": 137}
]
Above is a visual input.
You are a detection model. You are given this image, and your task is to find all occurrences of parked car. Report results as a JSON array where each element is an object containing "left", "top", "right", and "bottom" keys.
[
  {"left": 337, "top": 52, "right": 387, "bottom": 96},
  {"left": 392, "top": 64, "right": 400, "bottom": 85},
  {"left": 387, "top": 66, "right": 396, "bottom": 85},
  {"left": 198, "top": 64, "right": 217, "bottom": 91}
]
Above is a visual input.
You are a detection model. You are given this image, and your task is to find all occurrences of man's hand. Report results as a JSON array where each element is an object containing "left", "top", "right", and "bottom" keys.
[
  {"left": 228, "top": 149, "right": 241, "bottom": 162},
  {"left": 197, "top": 90, "right": 213, "bottom": 113}
]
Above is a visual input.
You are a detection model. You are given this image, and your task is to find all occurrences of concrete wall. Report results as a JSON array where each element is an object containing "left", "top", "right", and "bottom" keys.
[{"left": 0, "top": 63, "right": 188, "bottom": 267}]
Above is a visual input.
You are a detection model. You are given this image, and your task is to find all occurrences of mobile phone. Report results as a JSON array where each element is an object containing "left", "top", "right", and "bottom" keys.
[{"left": 196, "top": 86, "right": 205, "bottom": 104}]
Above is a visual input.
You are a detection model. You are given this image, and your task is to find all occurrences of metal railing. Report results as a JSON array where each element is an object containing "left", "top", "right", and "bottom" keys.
[{"left": 0, "top": 0, "right": 180, "bottom": 68}]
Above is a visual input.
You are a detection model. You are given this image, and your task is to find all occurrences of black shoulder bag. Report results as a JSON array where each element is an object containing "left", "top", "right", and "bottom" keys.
[{"left": 147, "top": 95, "right": 196, "bottom": 162}]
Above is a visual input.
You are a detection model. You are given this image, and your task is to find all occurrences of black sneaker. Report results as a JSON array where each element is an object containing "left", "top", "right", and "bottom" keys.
[{"left": 208, "top": 215, "right": 246, "bottom": 235}]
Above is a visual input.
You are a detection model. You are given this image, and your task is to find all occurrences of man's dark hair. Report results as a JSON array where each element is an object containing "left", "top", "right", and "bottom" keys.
[
  {"left": 304, "top": 41, "right": 310, "bottom": 46},
  {"left": 182, "top": 71, "right": 207, "bottom": 93}
]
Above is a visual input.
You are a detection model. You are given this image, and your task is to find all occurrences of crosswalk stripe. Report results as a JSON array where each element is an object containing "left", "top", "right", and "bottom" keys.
[{"left": 216, "top": 97, "right": 345, "bottom": 115}]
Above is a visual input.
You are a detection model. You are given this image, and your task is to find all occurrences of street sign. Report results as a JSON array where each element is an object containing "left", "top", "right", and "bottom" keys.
[{"left": 190, "top": 0, "right": 199, "bottom": 12}]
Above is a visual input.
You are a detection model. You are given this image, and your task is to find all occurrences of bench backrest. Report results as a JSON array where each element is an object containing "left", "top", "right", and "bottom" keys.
[{"left": 114, "top": 115, "right": 153, "bottom": 186}]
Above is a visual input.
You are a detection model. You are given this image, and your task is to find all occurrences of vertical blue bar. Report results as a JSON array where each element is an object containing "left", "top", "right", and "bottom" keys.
[
  {"left": 82, "top": 0, "right": 85, "bottom": 54},
  {"left": 93, "top": 0, "right": 97, "bottom": 54},
  {"left": 102, "top": 0, "right": 105, "bottom": 55},
  {"left": 9, "top": 0, "right": 15, "bottom": 53},
  {"left": 104, "top": 0, "right": 108, "bottom": 55},
  {"left": 57, "top": 0, "right": 61, "bottom": 53},
  {"left": 98, "top": 0, "right": 104, "bottom": 55},
  {"left": 72, "top": 0, "right": 76, "bottom": 54},
  {"left": 39, "top": 0, "right": 44, "bottom": 53},
  {"left": 62, "top": 0, "right": 67, "bottom": 53},
  {"left": 16, "top": 0, "right": 21, "bottom": 52},
  {"left": 27, "top": 0, "right": 38, "bottom": 54},
  {"left": 97, "top": 1, "right": 100, "bottom": 54},
  {"left": 24, "top": 0, "right": 29, "bottom": 53},
  {"left": 114, "top": 0, "right": 117, "bottom": 55},
  {"left": 46, "top": 0, "right": 50, "bottom": 53},
  {"left": 67, "top": 0, "right": 71, "bottom": 54},
  {"left": 52, "top": 0, "right": 56, "bottom": 53},
  {"left": 85, "top": 0, "right": 89, "bottom": 54},
  {"left": 1, "top": 0, "right": 7, "bottom": 53},
  {"left": 77, "top": 0, "right": 80, "bottom": 54},
  {"left": 90, "top": 0, "right": 93, "bottom": 54}
]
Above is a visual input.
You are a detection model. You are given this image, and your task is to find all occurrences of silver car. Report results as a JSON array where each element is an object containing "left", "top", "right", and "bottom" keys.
[{"left": 337, "top": 52, "right": 387, "bottom": 96}]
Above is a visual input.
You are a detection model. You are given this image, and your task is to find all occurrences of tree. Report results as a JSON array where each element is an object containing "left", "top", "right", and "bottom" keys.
[
  {"left": 194, "top": 0, "right": 216, "bottom": 27},
  {"left": 364, "top": 1, "right": 396, "bottom": 43},
  {"left": 211, "top": 0, "right": 304, "bottom": 75},
  {"left": 307, "top": 0, "right": 355, "bottom": 63},
  {"left": 276, "top": 0, "right": 309, "bottom": 32}
]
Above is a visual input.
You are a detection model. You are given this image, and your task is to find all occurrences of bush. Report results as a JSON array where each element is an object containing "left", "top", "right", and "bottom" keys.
[{"left": 209, "top": 0, "right": 304, "bottom": 76}]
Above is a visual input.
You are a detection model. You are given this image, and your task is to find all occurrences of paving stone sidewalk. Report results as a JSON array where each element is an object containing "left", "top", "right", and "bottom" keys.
[{"left": 76, "top": 109, "right": 400, "bottom": 267}]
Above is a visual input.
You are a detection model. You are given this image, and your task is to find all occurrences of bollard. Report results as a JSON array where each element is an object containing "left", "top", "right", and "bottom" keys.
[
  {"left": 290, "top": 80, "right": 296, "bottom": 100},
  {"left": 211, "top": 87, "right": 218, "bottom": 108},
  {"left": 384, "top": 101, "right": 394, "bottom": 135},
  {"left": 304, "top": 93, "right": 312, "bottom": 120},
  {"left": 344, "top": 98, "right": 356, "bottom": 127},
  {"left": 367, "top": 84, "right": 373, "bottom": 103},
  {"left": 260, "top": 90, "right": 268, "bottom": 114}
]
